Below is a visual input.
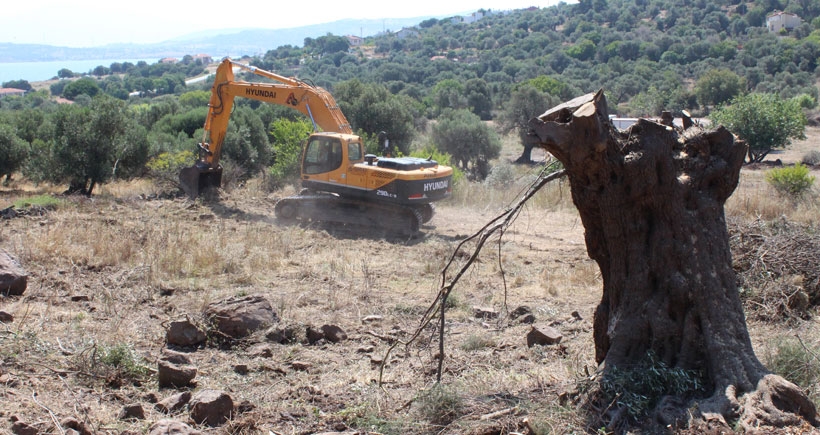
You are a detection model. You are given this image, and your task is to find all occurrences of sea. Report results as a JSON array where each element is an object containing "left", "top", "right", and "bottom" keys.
[{"left": 0, "top": 58, "right": 159, "bottom": 84}]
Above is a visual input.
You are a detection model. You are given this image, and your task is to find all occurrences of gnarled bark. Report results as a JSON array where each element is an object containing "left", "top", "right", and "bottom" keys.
[{"left": 526, "top": 90, "right": 819, "bottom": 432}]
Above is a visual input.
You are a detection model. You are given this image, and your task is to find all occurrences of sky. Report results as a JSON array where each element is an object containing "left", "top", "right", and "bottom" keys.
[{"left": 3, "top": 0, "right": 563, "bottom": 48}]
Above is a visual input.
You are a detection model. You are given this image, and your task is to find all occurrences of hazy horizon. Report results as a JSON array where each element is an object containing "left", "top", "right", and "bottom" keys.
[{"left": 4, "top": 1, "right": 561, "bottom": 48}]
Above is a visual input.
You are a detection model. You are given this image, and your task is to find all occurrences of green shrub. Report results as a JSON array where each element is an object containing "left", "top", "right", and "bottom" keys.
[
  {"left": 765, "top": 163, "right": 816, "bottom": 198},
  {"left": 97, "top": 343, "right": 151, "bottom": 380}
]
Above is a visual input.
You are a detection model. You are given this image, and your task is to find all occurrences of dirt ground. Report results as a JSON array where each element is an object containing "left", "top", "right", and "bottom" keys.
[{"left": 0, "top": 129, "right": 818, "bottom": 435}]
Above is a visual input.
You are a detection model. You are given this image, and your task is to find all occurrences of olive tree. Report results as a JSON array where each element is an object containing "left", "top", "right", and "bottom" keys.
[
  {"left": 431, "top": 109, "right": 501, "bottom": 180},
  {"left": 710, "top": 93, "right": 806, "bottom": 163}
]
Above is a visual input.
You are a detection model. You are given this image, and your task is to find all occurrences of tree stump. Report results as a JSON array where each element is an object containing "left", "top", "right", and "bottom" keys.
[{"left": 526, "top": 90, "right": 819, "bottom": 432}]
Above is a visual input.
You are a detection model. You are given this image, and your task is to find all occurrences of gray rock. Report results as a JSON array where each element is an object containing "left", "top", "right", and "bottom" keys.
[
  {"left": 0, "top": 250, "right": 27, "bottom": 296},
  {"left": 248, "top": 343, "right": 274, "bottom": 358},
  {"left": 189, "top": 389, "right": 234, "bottom": 427},
  {"left": 157, "top": 349, "right": 197, "bottom": 388},
  {"left": 166, "top": 319, "right": 207, "bottom": 347},
  {"left": 306, "top": 326, "right": 325, "bottom": 344},
  {"left": 148, "top": 419, "right": 201, "bottom": 435},
  {"left": 0, "top": 311, "right": 13, "bottom": 323},
  {"left": 204, "top": 295, "right": 278, "bottom": 339}
]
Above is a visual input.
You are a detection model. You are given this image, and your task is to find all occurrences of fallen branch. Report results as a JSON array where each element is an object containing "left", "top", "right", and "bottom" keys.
[{"left": 378, "top": 163, "right": 566, "bottom": 386}]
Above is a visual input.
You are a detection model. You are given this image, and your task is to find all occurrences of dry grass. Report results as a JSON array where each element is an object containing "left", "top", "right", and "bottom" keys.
[{"left": 0, "top": 130, "right": 818, "bottom": 434}]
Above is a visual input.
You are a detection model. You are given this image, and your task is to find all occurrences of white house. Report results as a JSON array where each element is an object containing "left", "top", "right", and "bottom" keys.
[
  {"left": 396, "top": 28, "right": 419, "bottom": 40},
  {"left": 345, "top": 35, "right": 363, "bottom": 47},
  {"left": 767, "top": 11, "right": 801, "bottom": 33}
]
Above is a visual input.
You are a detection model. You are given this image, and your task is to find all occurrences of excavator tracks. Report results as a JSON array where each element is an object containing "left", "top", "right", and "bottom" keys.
[{"left": 274, "top": 193, "right": 429, "bottom": 236}]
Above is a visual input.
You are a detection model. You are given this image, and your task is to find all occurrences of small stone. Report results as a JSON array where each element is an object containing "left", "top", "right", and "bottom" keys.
[
  {"left": 148, "top": 419, "right": 201, "bottom": 435},
  {"left": 473, "top": 306, "right": 499, "bottom": 319},
  {"left": 157, "top": 349, "right": 197, "bottom": 388},
  {"left": 60, "top": 417, "right": 92, "bottom": 435},
  {"left": 166, "top": 319, "right": 207, "bottom": 347},
  {"left": 357, "top": 345, "right": 375, "bottom": 353},
  {"left": 526, "top": 325, "right": 563, "bottom": 347},
  {"left": 118, "top": 403, "right": 145, "bottom": 420},
  {"left": 248, "top": 343, "right": 274, "bottom": 358},
  {"left": 321, "top": 324, "right": 347, "bottom": 343},
  {"left": 189, "top": 389, "right": 234, "bottom": 427},
  {"left": 0, "top": 311, "right": 12, "bottom": 323},
  {"left": 361, "top": 315, "right": 383, "bottom": 323},
  {"left": 290, "top": 360, "right": 312, "bottom": 371},
  {"left": 234, "top": 364, "right": 249, "bottom": 375},
  {"left": 0, "top": 250, "right": 27, "bottom": 296},
  {"left": 156, "top": 391, "right": 191, "bottom": 413},
  {"left": 306, "top": 326, "right": 325, "bottom": 344},
  {"left": 519, "top": 314, "right": 536, "bottom": 324},
  {"left": 70, "top": 295, "right": 90, "bottom": 302},
  {"left": 510, "top": 306, "right": 532, "bottom": 319}
]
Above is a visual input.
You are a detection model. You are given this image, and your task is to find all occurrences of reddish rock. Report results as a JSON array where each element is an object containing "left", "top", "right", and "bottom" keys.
[
  {"left": 166, "top": 319, "right": 206, "bottom": 347},
  {"left": 156, "top": 391, "right": 192, "bottom": 413},
  {"left": 157, "top": 349, "right": 197, "bottom": 388},
  {"left": 148, "top": 419, "right": 201, "bottom": 435},
  {"left": 526, "top": 325, "right": 563, "bottom": 347},
  {"left": 0, "top": 250, "right": 27, "bottom": 296},
  {"left": 204, "top": 295, "right": 278, "bottom": 339},
  {"left": 188, "top": 389, "right": 234, "bottom": 426}
]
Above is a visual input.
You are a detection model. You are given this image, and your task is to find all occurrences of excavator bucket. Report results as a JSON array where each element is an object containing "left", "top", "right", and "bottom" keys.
[{"left": 179, "top": 165, "right": 223, "bottom": 199}]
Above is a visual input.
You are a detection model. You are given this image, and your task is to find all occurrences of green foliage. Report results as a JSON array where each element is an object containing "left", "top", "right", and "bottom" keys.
[
  {"left": 409, "top": 146, "right": 465, "bottom": 184},
  {"left": 0, "top": 123, "right": 28, "bottom": 181},
  {"left": 333, "top": 79, "right": 416, "bottom": 154},
  {"left": 268, "top": 118, "right": 313, "bottom": 186},
  {"left": 2, "top": 79, "right": 32, "bottom": 91},
  {"left": 694, "top": 68, "right": 746, "bottom": 108},
  {"left": 431, "top": 109, "right": 501, "bottom": 180},
  {"left": 97, "top": 343, "right": 151, "bottom": 380},
  {"left": 147, "top": 149, "right": 195, "bottom": 173},
  {"left": 25, "top": 96, "right": 135, "bottom": 195},
  {"left": 13, "top": 194, "right": 61, "bottom": 209},
  {"left": 220, "top": 106, "right": 272, "bottom": 173},
  {"left": 765, "top": 163, "right": 816, "bottom": 198},
  {"left": 581, "top": 353, "right": 705, "bottom": 423},
  {"left": 62, "top": 77, "right": 101, "bottom": 100},
  {"left": 710, "top": 93, "right": 806, "bottom": 163}
]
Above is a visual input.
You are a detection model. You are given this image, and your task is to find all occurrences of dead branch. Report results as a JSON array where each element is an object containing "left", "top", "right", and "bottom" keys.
[{"left": 378, "top": 163, "right": 566, "bottom": 386}]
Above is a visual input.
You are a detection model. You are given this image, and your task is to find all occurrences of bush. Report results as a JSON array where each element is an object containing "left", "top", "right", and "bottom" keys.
[
  {"left": 765, "top": 163, "right": 816, "bottom": 198},
  {"left": 415, "top": 384, "right": 464, "bottom": 426},
  {"left": 802, "top": 150, "right": 820, "bottom": 166},
  {"left": 763, "top": 337, "right": 820, "bottom": 406}
]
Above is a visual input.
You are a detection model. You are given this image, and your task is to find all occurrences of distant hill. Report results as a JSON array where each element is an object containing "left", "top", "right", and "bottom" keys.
[{"left": 0, "top": 16, "right": 439, "bottom": 63}]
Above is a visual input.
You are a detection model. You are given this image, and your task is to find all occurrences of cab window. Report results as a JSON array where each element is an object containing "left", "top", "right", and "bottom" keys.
[
  {"left": 348, "top": 142, "right": 363, "bottom": 162},
  {"left": 303, "top": 137, "right": 343, "bottom": 174}
]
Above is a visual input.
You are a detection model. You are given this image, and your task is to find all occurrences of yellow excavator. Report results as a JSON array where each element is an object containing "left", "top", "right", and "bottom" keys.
[{"left": 179, "top": 58, "right": 453, "bottom": 234}]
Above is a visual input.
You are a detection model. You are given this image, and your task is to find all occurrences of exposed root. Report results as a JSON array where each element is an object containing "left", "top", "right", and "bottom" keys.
[{"left": 738, "top": 374, "right": 820, "bottom": 431}]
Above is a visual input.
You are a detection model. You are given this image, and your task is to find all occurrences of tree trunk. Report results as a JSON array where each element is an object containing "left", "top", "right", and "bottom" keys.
[
  {"left": 526, "top": 90, "right": 819, "bottom": 432},
  {"left": 514, "top": 142, "right": 535, "bottom": 164}
]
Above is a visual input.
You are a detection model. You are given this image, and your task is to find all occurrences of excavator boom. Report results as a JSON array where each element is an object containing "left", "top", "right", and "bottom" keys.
[{"left": 180, "top": 58, "right": 351, "bottom": 198}]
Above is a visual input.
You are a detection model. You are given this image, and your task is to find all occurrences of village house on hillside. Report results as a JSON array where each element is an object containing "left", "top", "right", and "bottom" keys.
[
  {"left": 0, "top": 88, "right": 26, "bottom": 98},
  {"left": 159, "top": 57, "right": 178, "bottom": 64},
  {"left": 192, "top": 54, "right": 213, "bottom": 64},
  {"left": 766, "top": 11, "right": 801, "bottom": 32},
  {"left": 396, "top": 28, "right": 420, "bottom": 40},
  {"left": 345, "top": 35, "right": 363, "bottom": 47}
]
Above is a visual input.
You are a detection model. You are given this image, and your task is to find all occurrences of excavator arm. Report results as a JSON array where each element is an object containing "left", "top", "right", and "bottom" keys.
[{"left": 180, "top": 57, "right": 353, "bottom": 198}]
